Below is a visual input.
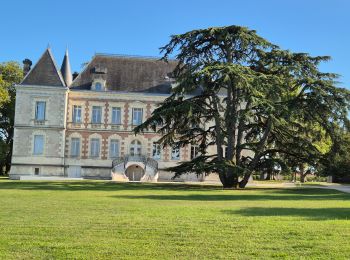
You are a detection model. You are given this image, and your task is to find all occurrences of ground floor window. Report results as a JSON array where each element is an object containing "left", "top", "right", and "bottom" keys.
[
  {"left": 130, "top": 140, "right": 142, "bottom": 156},
  {"left": 171, "top": 146, "right": 180, "bottom": 160},
  {"left": 152, "top": 143, "right": 161, "bottom": 160},
  {"left": 71, "top": 138, "right": 80, "bottom": 157},
  {"left": 90, "top": 138, "right": 100, "bottom": 158},
  {"left": 110, "top": 139, "right": 120, "bottom": 158},
  {"left": 33, "top": 135, "right": 44, "bottom": 155},
  {"left": 190, "top": 145, "right": 199, "bottom": 160}
]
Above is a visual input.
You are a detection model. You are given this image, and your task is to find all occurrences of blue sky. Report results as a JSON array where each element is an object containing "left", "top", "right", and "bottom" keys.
[{"left": 1, "top": 0, "right": 349, "bottom": 88}]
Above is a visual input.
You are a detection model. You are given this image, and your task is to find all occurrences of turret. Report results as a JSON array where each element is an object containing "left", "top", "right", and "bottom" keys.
[{"left": 60, "top": 48, "right": 72, "bottom": 86}]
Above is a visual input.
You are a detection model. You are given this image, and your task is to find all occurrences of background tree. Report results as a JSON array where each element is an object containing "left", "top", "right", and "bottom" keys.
[
  {"left": 135, "top": 25, "right": 350, "bottom": 188},
  {"left": 0, "top": 61, "right": 23, "bottom": 175},
  {"left": 321, "top": 127, "right": 350, "bottom": 183}
]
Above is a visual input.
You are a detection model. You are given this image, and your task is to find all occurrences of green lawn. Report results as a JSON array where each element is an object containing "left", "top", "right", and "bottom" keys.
[{"left": 0, "top": 180, "right": 350, "bottom": 259}]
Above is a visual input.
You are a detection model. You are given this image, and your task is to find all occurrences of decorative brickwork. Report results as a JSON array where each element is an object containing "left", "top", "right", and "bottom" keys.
[
  {"left": 146, "top": 103, "right": 152, "bottom": 119},
  {"left": 123, "top": 102, "right": 129, "bottom": 130},
  {"left": 84, "top": 101, "right": 89, "bottom": 128},
  {"left": 104, "top": 101, "right": 109, "bottom": 129}
]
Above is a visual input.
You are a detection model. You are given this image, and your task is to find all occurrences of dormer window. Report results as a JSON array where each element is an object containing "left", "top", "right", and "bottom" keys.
[
  {"left": 95, "top": 82, "right": 102, "bottom": 91},
  {"left": 92, "top": 80, "right": 106, "bottom": 91}
]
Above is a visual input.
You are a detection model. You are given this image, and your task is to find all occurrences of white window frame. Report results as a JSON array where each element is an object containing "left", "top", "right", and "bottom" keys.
[
  {"left": 109, "top": 139, "right": 120, "bottom": 158},
  {"left": 152, "top": 143, "right": 161, "bottom": 160},
  {"left": 33, "top": 135, "right": 44, "bottom": 155},
  {"left": 71, "top": 138, "right": 80, "bottom": 157},
  {"left": 132, "top": 108, "right": 143, "bottom": 126},
  {"left": 72, "top": 105, "right": 82, "bottom": 123},
  {"left": 90, "top": 138, "right": 100, "bottom": 158},
  {"left": 91, "top": 106, "right": 102, "bottom": 124},
  {"left": 171, "top": 146, "right": 180, "bottom": 160},
  {"left": 35, "top": 101, "right": 46, "bottom": 121},
  {"left": 112, "top": 107, "right": 122, "bottom": 125},
  {"left": 130, "top": 140, "right": 142, "bottom": 156},
  {"left": 190, "top": 145, "right": 199, "bottom": 160}
]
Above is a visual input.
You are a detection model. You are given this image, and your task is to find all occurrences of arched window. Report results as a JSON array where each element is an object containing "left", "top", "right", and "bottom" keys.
[
  {"left": 130, "top": 140, "right": 142, "bottom": 156},
  {"left": 110, "top": 139, "right": 120, "bottom": 158},
  {"left": 95, "top": 82, "right": 102, "bottom": 91}
]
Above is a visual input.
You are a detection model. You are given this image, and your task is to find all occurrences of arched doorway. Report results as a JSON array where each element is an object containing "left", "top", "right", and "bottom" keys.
[
  {"left": 125, "top": 165, "right": 145, "bottom": 181},
  {"left": 130, "top": 140, "right": 142, "bottom": 156}
]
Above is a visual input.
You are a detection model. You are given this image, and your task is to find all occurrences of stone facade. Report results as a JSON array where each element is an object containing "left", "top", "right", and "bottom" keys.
[
  {"left": 9, "top": 48, "right": 219, "bottom": 182},
  {"left": 10, "top": 85, "right": 67, "bottom": 179}
]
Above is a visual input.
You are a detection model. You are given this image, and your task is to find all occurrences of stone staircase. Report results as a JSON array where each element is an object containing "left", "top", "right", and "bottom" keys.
[{"left": 111, "top": 155, "right": 158, "bottom": 182}]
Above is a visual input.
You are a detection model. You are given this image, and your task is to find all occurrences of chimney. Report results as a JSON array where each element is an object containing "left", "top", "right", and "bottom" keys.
[
  {"left": 72, "top": 72, "right": 79, "bottom": 80},
  {"left": 23, "top": 59, "right": 32, "bottom": 76}
]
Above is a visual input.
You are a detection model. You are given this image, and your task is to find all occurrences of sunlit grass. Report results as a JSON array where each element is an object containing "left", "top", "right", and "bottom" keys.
[{"left": 0, "top": 180, "right": 349, "bottom": 259}]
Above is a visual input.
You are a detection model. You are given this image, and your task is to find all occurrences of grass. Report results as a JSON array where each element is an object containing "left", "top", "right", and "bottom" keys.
[{"left": 0, "top": 180, "right": 350, "bottom": 259}]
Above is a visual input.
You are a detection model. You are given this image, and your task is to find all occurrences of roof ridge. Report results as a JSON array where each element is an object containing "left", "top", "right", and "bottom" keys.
[
  {"left": 47, "top": 48, "right": 66, "bottom": 87},
  {"left": 94, "top": 53, "right": 176, "bottom": 61},
  {"left": 21, "top": 48, "right": 66, "bottom": 87}
]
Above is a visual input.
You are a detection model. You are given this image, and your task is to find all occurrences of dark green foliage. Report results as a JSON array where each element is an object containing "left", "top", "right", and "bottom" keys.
[
  {"left": 322, "top": 130, "right": 350, "bottom": 182},
  {"left": 0, "top": 62, "right": 23, "bottom": 175},
  {"left": 135, "top": 25, "right": 350, "bottom": 188}
]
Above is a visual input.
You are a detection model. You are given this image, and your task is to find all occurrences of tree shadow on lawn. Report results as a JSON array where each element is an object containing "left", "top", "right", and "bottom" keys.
[
  {"left": 1, "top": 181, "right": 350, "bottom": 202},
  {"left": 0, "top": 181, "right": 222, "bottom": 192},
  {"left": 223, "top": 207, "right": 350, "bottom": 220},
  {"left": 112, "top": 188, "right": 350, "bottom": 201}
]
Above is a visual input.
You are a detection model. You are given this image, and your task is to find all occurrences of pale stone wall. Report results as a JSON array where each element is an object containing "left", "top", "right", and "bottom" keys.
[
  {"left": 10, "top": 165, "right": 64, "bottom": 179},
  {"left": 10, "top": 85, "right": 67, "bottom": 179},
  {"left": 13, "top": 128, "right": 65, "bottom": 158},
  {"left": 81, "top": 167, "right": 111, "bottom": 179},
  {"left": 14, "top": 86, "right": 67, "bottom": 128}
]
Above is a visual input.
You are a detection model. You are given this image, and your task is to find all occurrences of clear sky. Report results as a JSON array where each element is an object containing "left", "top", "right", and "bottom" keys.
[{"left": 1, "top": 0, "right": 349, "bottom": 88}]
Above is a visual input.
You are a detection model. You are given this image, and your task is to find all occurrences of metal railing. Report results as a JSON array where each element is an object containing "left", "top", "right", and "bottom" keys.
[{"left": 112, "top": 154, "right": 158, "bottom": 172}]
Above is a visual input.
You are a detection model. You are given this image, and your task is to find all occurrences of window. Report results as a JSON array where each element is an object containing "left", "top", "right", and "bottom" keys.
[
  {"left": 95, "top": 82, "right": 102, "bottom": 91},
  {"left": 92, "top": 106, "right": 102, "bottom": 124},
  {"left": 71, "top": 138, "right": 80, "bottom": 157},
  {"left": 35, "top": 101, "right": 46, "bottom": 121},
  {"left": 110, "top": 139, "right": 120, "bottom": 158},
  {"left": 112, "top": 107, "right": 121, "bottom": 125},
  {"left": 90, "top": 138, "right": 100, "bottom": 158},
  {"left": 190, "top": 145, "right": 199, "bottom": 160},
  {"left": 72, "top": 105, "right": 82, "bottom": 123},
  {"left": 34, "top": 168, "right": 40, "bottom": 175},
  {"left": 152, "top": 143, "right": 161, "bottom": 160},
  {"left": 130, "top": 140, "right": 142, "bottom": 156},
  {"left": 171, "top": 146, "right": 180, "bottom": 160},
  {"left": 33, "top": 135, "right": 44, "bottom": 155},
  {"left": 132, "top": 108, "right": 143, "bottom": 125}
]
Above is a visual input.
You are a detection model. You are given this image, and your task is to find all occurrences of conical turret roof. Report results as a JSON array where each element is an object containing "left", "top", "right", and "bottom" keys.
[{"left": 60, "top": 48, "right": 72, "bottom": 86}]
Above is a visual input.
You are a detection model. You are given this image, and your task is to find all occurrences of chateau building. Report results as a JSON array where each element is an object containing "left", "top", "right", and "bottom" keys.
[{"left": 9, "top": 48, "right": 212, "bottom": 182}]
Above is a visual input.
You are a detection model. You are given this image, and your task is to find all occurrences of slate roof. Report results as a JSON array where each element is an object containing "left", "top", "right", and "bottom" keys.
[
  {"left": 70, "top": 54, "right": 178, "bottom": 94},
  {"left": 21, "top": 48, "right": 66, "bottom": 87},
  {"left": 60, "top": 48, "right": 72, "bottom": 86}
]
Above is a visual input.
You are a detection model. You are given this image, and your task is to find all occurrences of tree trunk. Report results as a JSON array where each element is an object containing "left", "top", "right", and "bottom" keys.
[
  {"left": 265, "top": 169, "right": 272, "bottom": 180},
  {"left": 239, "top": 172, "right": 251, "bottom": 188},
  {"left": 219, "top": 170, "right": 238, "bottom": 188},
  {"left": 300, "top": 164, "right": 306, "bottom": 183},
  {"left": 260, "top": 171, "right": 265, "bottom": 180}
]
